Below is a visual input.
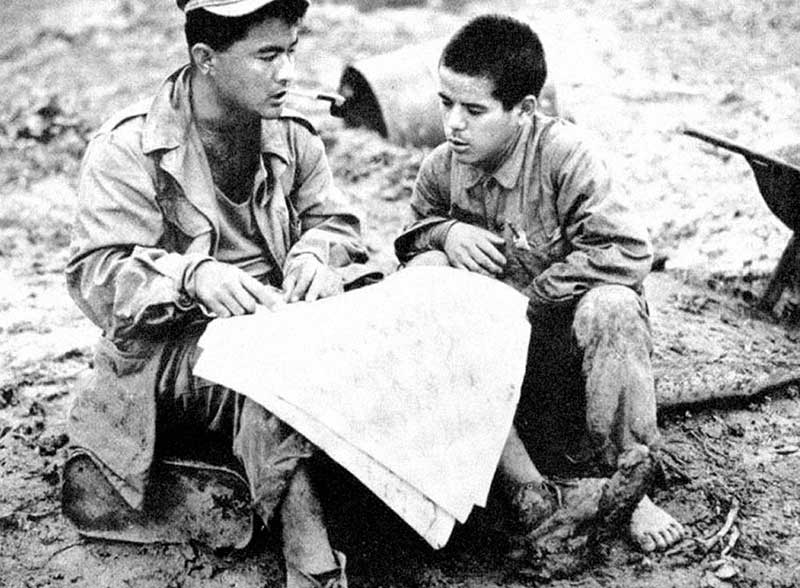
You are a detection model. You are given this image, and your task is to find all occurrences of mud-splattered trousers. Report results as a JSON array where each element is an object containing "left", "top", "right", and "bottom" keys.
[
  {"left": 395, "top": 113, "right": 659, "bottom": 472},
  {"left": 66, "top": 66, "right": 371, "bottom": 523},
  {"left": 517, "top": 284, "right": 658, "bottom": 473}
]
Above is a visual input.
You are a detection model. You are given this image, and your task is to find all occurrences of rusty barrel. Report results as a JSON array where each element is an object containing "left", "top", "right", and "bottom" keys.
[{"left": 337, "top": 39, "right": 560, "bottom": 148}]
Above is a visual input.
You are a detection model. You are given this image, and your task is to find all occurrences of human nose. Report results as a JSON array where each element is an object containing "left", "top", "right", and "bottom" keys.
[
  {"left": 444, "top": 104, "right": 466, "bottom": 132},
  {"left": 274, "top": 53, "right": 295, "bottom": 84}
]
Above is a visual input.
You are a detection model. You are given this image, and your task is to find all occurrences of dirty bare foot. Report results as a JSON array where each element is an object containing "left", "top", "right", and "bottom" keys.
[
  {"left": 510, "top": 480, "right": 560, "bottom": 533},
  {"left": 506, "top": 476, "right": 608, "bottom": 578},
  {"left": 629, "top": 495, "right": 685, "bottom": 552},
  {"left": 286, "top": 550, "right": 348, "bottom": 588},
  {"left": 526, "top": 446, "right": 654, "bottom": 555},
  {"left": 522, "top": 476, "right": 607, "bottom": 545},
  {"left": 499, "top": 425, "right": 554, "bottom": 533}
]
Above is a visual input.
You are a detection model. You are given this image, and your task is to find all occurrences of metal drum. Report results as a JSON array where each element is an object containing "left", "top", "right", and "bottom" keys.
[{"left": 337, "top": 39, "right": 561, "bottom": 148}]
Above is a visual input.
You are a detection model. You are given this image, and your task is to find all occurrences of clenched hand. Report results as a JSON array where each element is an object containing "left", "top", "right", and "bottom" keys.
[{"left": 443, "top": 222, "right": 507, "bottom": 276}]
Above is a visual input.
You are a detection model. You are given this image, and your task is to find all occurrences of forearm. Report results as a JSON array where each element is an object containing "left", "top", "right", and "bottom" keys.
[
  {"left": 394, "top": 218, "right": 458, "bottom": 262},
  {"left": 524, "top": 240, "right": 652, "bottom": 313},
  {"left": 285, "top": 209, "right": 369, "bottom": 271},
  {"left": 66, "top": 245, "right": 211, "bottom": 340}
]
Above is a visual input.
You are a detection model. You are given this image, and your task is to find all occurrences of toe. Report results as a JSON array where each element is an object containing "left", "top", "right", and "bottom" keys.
[
  {"left": 637, "top": 532, "right": 657, "bottom": 552},
  {"left": 654, "top": 530, "right": 672, "bottom": 551},
  {"left": 666, "top": 523, "right": 685, "bottom": 546}
]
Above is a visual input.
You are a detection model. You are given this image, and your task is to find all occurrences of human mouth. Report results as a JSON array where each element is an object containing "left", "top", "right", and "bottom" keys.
[
  {"left": 448, "top": 137, "right": 469, "bottom": 153},
  {"left": 269, "top": 89, "right": 288, "bottom": 104}
]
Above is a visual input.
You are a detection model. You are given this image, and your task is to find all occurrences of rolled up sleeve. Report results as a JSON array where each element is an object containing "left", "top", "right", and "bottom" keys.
[{"left": 66, "top": 132, "right": 206, "bottom": 340}]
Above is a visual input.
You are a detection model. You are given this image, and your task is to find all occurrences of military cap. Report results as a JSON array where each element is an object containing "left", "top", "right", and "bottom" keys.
[{"left": 178, "top": 0, "right": 309, "bottom": 16}]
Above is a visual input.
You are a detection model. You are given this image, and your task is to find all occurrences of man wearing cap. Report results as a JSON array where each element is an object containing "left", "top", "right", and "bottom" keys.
[{"left": 64, "top": 1, "right": 364, "bottom": 586}]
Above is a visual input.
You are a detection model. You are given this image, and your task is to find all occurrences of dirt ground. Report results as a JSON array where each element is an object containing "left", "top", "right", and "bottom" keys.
[{"left": 1, "top": 0, "right": 799, "bottom": 586}]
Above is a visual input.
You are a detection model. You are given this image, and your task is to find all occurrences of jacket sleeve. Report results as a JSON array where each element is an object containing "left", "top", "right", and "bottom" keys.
[
  {"left": 66, "top": 130, "right": 209, "bottom": 341},
  {"left": 393, "top": 146, "right": 457, "bottom": 263},
  {"left": 524, "top": 126, "right": 653, "bottom": 313},
  {"left": 283, "top": 127, "right": 370, "bottom": 276}
]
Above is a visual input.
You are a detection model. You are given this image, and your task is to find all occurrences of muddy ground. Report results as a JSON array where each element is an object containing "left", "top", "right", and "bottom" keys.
[{"left": 1, "top": 0, "right": 799, "bottom": 586}]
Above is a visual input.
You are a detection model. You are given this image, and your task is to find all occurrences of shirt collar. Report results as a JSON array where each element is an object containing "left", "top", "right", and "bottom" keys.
[{"left": 493, "top": 118, "right": 532, "bottom": 189}]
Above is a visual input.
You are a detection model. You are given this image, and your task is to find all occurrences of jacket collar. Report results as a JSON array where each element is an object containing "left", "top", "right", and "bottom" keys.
[{"left": 141, "top": 65, "right": 291, "bottom": 166}]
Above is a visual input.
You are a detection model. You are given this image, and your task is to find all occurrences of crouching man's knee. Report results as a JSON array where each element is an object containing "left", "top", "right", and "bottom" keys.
[
  {"left": 573, "top": 285, "right": 651, "bottom": 353},
  {"left": 573, "top": 286, "right": 659, "bottom": 467}
]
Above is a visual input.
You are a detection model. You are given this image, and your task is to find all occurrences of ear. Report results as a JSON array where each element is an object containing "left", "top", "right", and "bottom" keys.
[
  {"left": 516, "top": 95, "right": 537, "bottom": 123},
  {"left": 190, "top": 43, "right": 216, "bottom": 76}
]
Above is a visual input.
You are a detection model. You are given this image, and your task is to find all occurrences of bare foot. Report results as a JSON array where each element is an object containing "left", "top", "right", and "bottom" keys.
[
  {"left": 286, "top": 550, "right": 347, "bottom": 588},
  {"left": 524, "top": 445, "right": 655, "bottom": 552},
  {"left": 510, "top": 481, "right": 559, "bottom": 533},
  {"left": 629, "top": 495, "right": 685, "bottom": 552}
]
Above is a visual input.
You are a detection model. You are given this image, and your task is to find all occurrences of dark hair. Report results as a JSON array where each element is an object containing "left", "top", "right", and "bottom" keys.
[
  {"left": 185, "top": 0, "right": 308, "bottom": 52},
  {"left": 440, "top": 14, "right": 547, "bottom": 109}
]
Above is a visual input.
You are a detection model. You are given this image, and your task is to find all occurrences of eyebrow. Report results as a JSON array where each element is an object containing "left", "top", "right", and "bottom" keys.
[
  {"left": 437, "top": 92, "right": 487, "bottom": 110},
  {"left": 255, "top": 37, "right": 298, "bottom": 54}
]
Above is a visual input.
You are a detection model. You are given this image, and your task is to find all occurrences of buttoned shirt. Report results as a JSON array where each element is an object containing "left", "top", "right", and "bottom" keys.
[{"left": 394, "top": 114, "right": 652, "bottom": 311}]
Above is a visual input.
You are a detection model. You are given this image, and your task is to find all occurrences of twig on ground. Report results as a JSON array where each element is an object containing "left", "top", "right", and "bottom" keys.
[
  {"left": 700, "top": 500, "right": 740, "bottom": 553},
  {"left": 659, "top": 446, "right": 692, "bottom": 483},
  {"left": 44, "top": 540, "right": 85, "bottom": 565},
  {"left": 28, "top": 507, "right": 59, "bottom": 520},
  {"left": 687, "top": 429, "right": 728, "bottom": 462},
  {"left": 720, "top": 524, "right": 741, "bottom": 557}
]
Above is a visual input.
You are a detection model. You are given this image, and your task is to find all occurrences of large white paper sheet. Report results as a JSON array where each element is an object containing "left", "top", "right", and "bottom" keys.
[
  {"left": 252, "top": 387, "right": 456, "bottom": 548},
  {"left": 195, "top": 266, "right": 530, "bottom": 544}
]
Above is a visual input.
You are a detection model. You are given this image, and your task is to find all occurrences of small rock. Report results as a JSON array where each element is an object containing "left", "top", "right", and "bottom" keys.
[
  {"left": 28, "top": 401, "right": 47, "bottom": 417},
  {"left": 178, "top": 542, "right": 196, "bottom": 562},
  {"left": 719, "top": 91, "right": 744, "bottom": 105},
  {"left": 0, "top": 510, "right": 21, "bottom": 531},
  {"left": 194, "top": 563, "right": 215, "bottom": 580},
  {"left": 37, "top": 433, "right": 69, "bottom": 456},
  {"left": 701, "top": 570, "right": 731, "bottom": 588},
  {"left": 726, "top": 423, "right": 745, "bottom": 437},
  {"left": 714, "top": 562, "right": 739, "bottom": 580}
]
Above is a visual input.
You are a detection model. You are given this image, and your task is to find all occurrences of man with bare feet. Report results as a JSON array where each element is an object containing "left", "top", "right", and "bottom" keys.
[{"left": 394, "top": 14, "right": 685, "bottom": 557}]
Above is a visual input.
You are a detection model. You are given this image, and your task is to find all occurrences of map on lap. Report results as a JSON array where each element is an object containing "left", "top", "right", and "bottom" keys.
[{"left": 194, "top": 266, "right": 531, "bottom": 548}]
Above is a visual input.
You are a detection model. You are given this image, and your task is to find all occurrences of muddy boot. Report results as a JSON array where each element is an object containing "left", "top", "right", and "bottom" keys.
[
  {"left": 286, "top": 550, "right": 348, "bottom": 588},
  {"left": 61, "top": 450, "right": 139, "bottom": 532},
  {"left": 62, "top": 449, "right": 253, "bottom": 549},
  {"left": 511, "top": 446, "right": 655, "bottom": 580}
]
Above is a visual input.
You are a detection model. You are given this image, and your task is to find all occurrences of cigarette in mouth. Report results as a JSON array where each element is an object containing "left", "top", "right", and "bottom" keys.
[{"left": 287, "top": 89, "right": 346, "bottom": 107}]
